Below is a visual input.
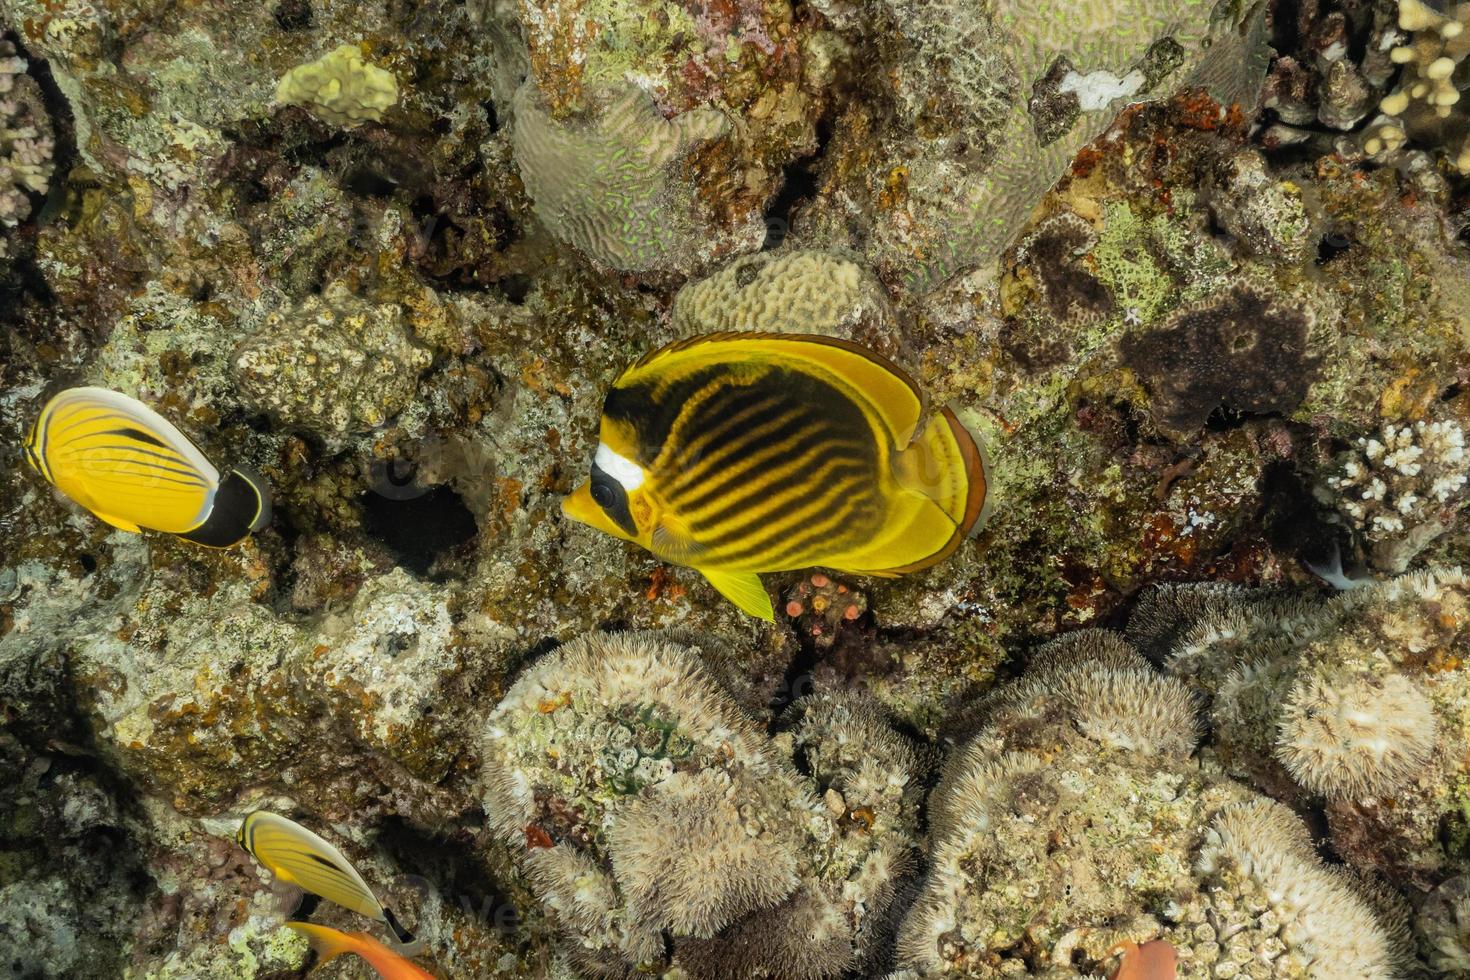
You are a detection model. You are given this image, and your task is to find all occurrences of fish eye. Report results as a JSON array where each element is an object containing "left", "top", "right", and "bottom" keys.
[{"left": 591, "top": 481, "right": 617, "bottom": 508}]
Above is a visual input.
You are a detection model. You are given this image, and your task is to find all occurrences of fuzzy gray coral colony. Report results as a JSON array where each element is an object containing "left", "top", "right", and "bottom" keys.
[{"left": 2, "top": 0, "right": 1470, "bottom": 977}]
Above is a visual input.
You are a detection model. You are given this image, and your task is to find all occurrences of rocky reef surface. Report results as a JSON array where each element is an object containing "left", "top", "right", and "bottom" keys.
[{"left": 1, "top": 0, "right": 1468, "bottom": 977}]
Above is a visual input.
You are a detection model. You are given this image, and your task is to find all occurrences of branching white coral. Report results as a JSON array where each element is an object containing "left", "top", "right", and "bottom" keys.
[
  {"left": 1276, "top": 670, "right": 1437, "bottom": 799},
  {"left": 1, "top": 41, "right": 55, "bottom": 237},
  {"left": 1323, "top": 416, "right": 1468, "bottom": 571}
]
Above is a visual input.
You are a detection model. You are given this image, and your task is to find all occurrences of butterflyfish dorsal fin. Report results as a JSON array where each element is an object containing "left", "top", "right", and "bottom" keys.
[{"left": 621, "top": 332, "right": 927, "bottom": 445}]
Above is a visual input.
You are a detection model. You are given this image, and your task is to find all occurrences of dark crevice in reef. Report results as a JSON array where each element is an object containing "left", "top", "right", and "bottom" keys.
[
  {"left": 762, "top": 117, "right": 833, "bottom": 251},
  {"left": 1258, "top": 459, "right": 1351, "bottom": 575},
  {"left": 375, "top": 814, "right": 523, "bottom": 936},
  {"left": 360, "top": 485, "right": 479, "bottom": 578}
]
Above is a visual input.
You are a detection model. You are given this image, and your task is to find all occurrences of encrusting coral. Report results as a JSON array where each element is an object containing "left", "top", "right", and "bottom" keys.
[
  {"left": 894, "top": 630, "right": 1402, "bottom": 979},
  {"left": 274, "top": 43, "right": 400, "bottom": 128},
  {"left": 480, "top": 631, "right": 926, "bottom": 978}
]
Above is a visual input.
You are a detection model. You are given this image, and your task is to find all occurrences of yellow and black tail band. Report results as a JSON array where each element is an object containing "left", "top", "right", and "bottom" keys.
[
  {"left": 383, "top": 907, "right": 415, "bottom": 945},
  {"left": 179, "top": 466, "right": 271, "bottom": 548}
]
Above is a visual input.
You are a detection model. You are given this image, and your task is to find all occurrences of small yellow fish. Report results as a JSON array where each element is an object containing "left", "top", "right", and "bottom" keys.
[
  {"left": 563, "top": 332, "right": 990, "bottom": 619},
  {"left": 23, "top": 386, "right": 270, "bottom": 547},
  {"left": 238, "top": 811, "right": 413, "bottom": 944},
  {"left": 285, "top": 923, "right": 436, "bottom": 980}
]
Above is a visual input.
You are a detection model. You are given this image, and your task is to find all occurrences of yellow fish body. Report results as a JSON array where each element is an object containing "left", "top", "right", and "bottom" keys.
[
  {"left": 238, "top": 811, "right": 414, "bottom": 944},
  {"left": 23, "top": 386, "right": 270, "bottom": 547},
  {"left": 562, "top": 332, "right": 990, "bottom": 620}
]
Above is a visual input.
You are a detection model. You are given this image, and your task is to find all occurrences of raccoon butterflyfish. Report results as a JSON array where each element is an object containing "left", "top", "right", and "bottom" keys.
[
  {"left": 283, "top": 923, "right": 436, "bottom": 980},
  {"left": 562, "top": 332, "right": 990, "bottom": 620},
  {"left": 22, "top": 386, "right": 270, "bottom": 548},
  {"left": 237, "top": 811, "right": 415, "bottom": 945}
]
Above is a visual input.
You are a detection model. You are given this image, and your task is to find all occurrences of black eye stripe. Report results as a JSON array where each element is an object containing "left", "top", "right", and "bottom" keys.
[{"left": 590, "top": 462, "right": 637, "bottom": 535}]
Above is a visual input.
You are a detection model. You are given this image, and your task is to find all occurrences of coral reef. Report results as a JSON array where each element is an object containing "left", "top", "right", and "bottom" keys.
[
  {"left": 894, "top": 632, "right": 1401, "bottom": 978},
  {"left": 480, "top": 631, "right": 924, "bottom": 977},
  {"left": 0, "top": 38, "right": 53, "bottom": 256},
  {"left": 1138, "top": 567, "right": 1470, "bottom": 895}
]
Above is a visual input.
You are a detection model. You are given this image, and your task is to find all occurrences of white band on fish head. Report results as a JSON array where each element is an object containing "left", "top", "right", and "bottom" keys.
[{"left": 595, "top": 443, "right": 646, "bottom": 491}]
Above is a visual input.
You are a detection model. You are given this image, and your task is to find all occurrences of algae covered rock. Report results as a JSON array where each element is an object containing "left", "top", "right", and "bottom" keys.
[{"left": 232, "top": 282, "right": 432, "bottom": 440}]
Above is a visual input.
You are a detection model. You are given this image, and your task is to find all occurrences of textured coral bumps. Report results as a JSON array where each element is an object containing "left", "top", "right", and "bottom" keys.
[
  {"left": 0, "top": 38, "right": 53, "bottom": 257},
  {"left": 1137, "top": 567, "right": 1470, "bottom": 887},
  {"left": 479, "top": 631, "right": 927, "bottom": 978},
  {"left": 890, "top": 631, "right": 1403, "bottom": 979}
]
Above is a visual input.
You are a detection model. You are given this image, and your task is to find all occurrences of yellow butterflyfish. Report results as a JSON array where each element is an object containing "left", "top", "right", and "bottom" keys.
[
  {"left": 23, "top": 386, "right": 270, "bottom": 547},
  {"left": 562, "top": 332, "right": 990, "bottom": 620},
  {"left": 237, "top": 811, "right": 414, "bottom": 944}
]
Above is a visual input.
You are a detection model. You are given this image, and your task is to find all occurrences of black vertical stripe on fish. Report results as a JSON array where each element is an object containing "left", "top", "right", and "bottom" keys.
[
  {"left": 700, "top": 464, "right": 877, "bottom": 566},
  {"left": 179, "top": 469, "right": 266, "bottom": 547},
  {"left": 694, "top": 454, "right": 872, "bottom": 548},
  {"left": 603, "top": 365, "right": 727, "bottom": 465},
  {"left": 671, "top": 413, "right": 834, "bottom": 517}
]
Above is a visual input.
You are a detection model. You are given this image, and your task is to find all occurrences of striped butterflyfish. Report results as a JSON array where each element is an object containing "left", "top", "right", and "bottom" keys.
[
  {"left": 237, "top": 811, "right": 414, "bottom": 945},
  {"left": 562, "top": 332, "right": 990, "bottom": 620},
  {"left": 22, "top": 386, "right": 270, "bottom": 547}
]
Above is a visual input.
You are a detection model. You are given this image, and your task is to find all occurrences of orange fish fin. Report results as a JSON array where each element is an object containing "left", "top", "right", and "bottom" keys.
[
  {"left": 285, "top": 922, "right": 358, "bottom": 965},
  {"left": 285, "top": 923, "right": 437, "bottom": 980}
]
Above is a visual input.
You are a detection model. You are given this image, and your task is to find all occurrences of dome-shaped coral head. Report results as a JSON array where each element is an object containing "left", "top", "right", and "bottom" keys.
[{"left": 563, "top": 332, "right": 990, "bottom": 620}]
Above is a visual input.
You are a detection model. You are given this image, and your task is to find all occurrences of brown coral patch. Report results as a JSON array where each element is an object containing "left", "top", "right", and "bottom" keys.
[{"left": 1120, "top": 287, "right": 1320, "bottom": 438}]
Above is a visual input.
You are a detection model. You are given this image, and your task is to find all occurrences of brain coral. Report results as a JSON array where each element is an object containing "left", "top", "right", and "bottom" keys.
[
  {"left": 511, "top": 82, "right": 761, "bottom": 274},
  {"left": 893, "top": 630, "right": 1401, "bottom": 978},
  {"left": 671, "top": 249, "right": 902, "bottom": 357},
  {"left": 231, "top": 282, "right": 432, "bottom": 441},
  {"left": 801, "top": 0, "right": 1271, "bottom": 291},
  {"left": 479, "top": 631, "right": 925, "bottom": 978}
]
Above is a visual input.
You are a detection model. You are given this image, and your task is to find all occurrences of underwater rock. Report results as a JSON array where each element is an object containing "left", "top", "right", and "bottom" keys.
[
  {"left": 480, "top": 631, "right": 924, "bottom": 977},
  {"left": 895, "top": 630, "right": 1402, "bottom": 978},
  {"left": 1139, "top": 566, "right": 1470, "bottom": 891},
  {"left": 232, "top": 282, "right": 433, "bottom": 441}
]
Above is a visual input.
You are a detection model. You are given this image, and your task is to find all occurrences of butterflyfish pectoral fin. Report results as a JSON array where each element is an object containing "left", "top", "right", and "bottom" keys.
[
  {"left": 650, "top": 514, "right": 708, "bottom": 566},
  {"left": 698, "top": 568, "right": 775, "bottom": 621},
  {"left": 93, "top": 511, "right": 144, "bottom": 533}
]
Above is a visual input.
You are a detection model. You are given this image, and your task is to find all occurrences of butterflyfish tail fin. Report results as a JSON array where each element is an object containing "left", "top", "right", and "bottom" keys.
[
  {"left": 177, "top": 467, "right": 271, "bottom": 548},
  {"left": 699, "top": 568, "right": 775, "bottom": 621},
  {"left": 383, "top": 907, "right": 416, "bottom": 946},
  {"left": 893, "top": 407, "right": 990, "bottom": 538}
]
